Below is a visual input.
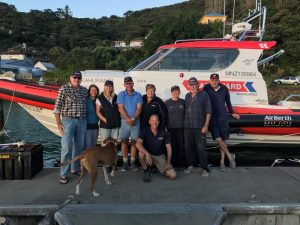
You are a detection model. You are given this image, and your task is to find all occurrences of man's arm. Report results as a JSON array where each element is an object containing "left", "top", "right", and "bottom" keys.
[
  {"left": 118, "top": 104, "right": 133, "bottom": 126},
  {"left": 136, "top": 138, "right": 152, "bottom": 166},
  {"left": 53, "top": 87, "right": 65, "bottom": 135},
  {"left": 225, "top": 87, "right": 240, "bottom": 119},
  {"left": 165, "top": 143, "right": 172, "bottom": 169},
  {"left": 202, "top": 92, "right": 212, "bottom": 133},
  {"left": 54, "top": 113, "right": 64, "bottom": 135},
  {"left": 202, "top": 113, "right": 211, "bottom": 134},
  {"left": 133, "top": 103, "right": 142, "bottom": 120}
]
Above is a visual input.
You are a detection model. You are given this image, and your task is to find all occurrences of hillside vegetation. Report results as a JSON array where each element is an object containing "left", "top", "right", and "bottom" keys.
[{"left": 0, "top": 0, "right": 299, "bottom": 82}]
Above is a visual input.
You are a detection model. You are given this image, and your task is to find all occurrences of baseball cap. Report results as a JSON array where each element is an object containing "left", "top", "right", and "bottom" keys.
[
  {"left": 210, "top": 73, "right": 219, "bottom": 79},
  {"left": 171, "top": 85, "right": 180, "bottom": 92},
  {"left": 124, "top": 76, "right": 133, "bottom": 83},
  {"left": 71, "top": 71, "right": 82, "bottom": 79},
  {"left": 188, "top": 77, "right": 198, "bottom": 85},
  {"left": 104, "top": 80, "right": 114, "bottom": 86}
]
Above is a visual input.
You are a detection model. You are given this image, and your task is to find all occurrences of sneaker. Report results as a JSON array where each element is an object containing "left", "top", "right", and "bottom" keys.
[
  {"left": 121, "top": 162, "right": 128, "bottom": 172},
  {"left": 130, "top": 160, "right": 139, "bottom": 171},
  {"left": 143, "top": 169, "right": 151, "bottom": 183},
  {"left": 184, "top": 166, "right": 193, "bottom": 174},
  {"left": 202, "top": 170, "right": 209, "bottom": 177},
  {"left": 229, "top": 153, "right": 236, "bottom": 169},
  {"left": 220, "top": 163, "right": 226, "bottom": 172}
]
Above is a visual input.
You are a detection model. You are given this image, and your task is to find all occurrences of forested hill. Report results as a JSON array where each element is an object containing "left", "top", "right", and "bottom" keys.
[{"left": 0, "top": 0, "right": 299, "bottom": 79}]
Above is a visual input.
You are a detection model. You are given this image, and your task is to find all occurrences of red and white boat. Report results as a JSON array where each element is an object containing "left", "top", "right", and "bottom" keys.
[{"left": 0, "top": 2, "right": 299, "bottom": 147}]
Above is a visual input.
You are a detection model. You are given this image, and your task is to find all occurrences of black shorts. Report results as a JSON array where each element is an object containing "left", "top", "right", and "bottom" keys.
[{"left": 209, "top": 120, "right": 230, "bottom": 140}]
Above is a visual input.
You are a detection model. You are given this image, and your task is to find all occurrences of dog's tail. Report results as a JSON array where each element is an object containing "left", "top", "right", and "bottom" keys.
[{"left": 57, "top": 155, "right": 83, "bottom": 167}]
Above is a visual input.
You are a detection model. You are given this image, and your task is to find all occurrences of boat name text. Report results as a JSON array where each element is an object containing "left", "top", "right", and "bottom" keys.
[
  {"left": 264, "top": 115, "right": 292, "bottom": 127},
  {"left": 225, "top": 71, "right": 257, "bottom": 77}
]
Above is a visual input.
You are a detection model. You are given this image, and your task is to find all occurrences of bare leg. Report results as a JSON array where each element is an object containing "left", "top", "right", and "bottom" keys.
[
  {"left": 138, "top": 152, "right": 147, "bottom": 169},
  {"left": 121, "top": 141, "right": 128, "bottom": 160},
  {"left": 130, "top": 141, "right": 137, "bottom": 159},
  {"left": 216, "top": 138, "right": 232, "bottom": 161}
]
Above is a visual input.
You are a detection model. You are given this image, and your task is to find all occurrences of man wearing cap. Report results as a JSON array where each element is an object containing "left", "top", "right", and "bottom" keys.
[
  {"left": 184, "top": 77, "right": 212, "bottom": 177},
  {"left": 96, "top": 80, "right": 120, "bottom": 144},
  {"left": 117, "top": 76, "right": 143, "bottom": 171},
  {"left": 54, "top": 71, "right": 88, "bottom": 184},
  {"left": 203, "top": 73, "right": 239, "bottom": 171},
  {"left": 165, "top": 85, "right": 185, "bottom": 169}
]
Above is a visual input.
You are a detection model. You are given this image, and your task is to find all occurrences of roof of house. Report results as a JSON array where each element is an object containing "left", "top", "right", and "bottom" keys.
[
  {"left": 35, "top": 61, "right": 56, "bottom": 69},
  {"left": 205, "top": 12, "right": 225, "bottom": 17}
]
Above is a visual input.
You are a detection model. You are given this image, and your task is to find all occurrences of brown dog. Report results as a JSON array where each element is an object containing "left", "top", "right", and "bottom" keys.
[{"left": 59, "top": 138, "right": 118, "bottom": 197}]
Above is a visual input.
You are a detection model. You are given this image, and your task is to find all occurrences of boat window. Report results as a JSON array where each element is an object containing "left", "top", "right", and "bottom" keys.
[
  {"left": 130, "top": 49, "right": 169, "bottom": 71},
  {"left": 157, "top": 48, "right": 189, "bottom": 70},
  {"left": 189, "top": 49, "right": 239, "bottom": 71}
]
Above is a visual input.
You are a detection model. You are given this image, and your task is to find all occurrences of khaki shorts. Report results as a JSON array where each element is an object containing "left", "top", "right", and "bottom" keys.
[{"left": 150, "top": 154, "right": 173, "bottom": 174}]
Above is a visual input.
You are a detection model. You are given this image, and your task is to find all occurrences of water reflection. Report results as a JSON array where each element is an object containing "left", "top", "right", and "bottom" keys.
[{"left": 0, "top": 101, "right": 60, "bottom": 167}]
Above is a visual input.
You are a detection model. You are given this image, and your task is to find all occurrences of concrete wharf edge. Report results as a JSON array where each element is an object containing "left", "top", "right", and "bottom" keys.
[{"left": 1, "top": 167, "right": 300, "bottom": 224}]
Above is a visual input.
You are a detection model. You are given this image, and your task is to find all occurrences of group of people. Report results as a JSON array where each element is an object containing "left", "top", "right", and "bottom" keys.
[{"left": 54, "top": 71, "right": 239, "bottom": 184}]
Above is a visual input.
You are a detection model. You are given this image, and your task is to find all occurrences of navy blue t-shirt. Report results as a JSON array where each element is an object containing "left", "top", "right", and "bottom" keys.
[
  {"left": 138, "top": 128, "right": 170, "bottom": 156},
  {"left": 203, "top": 83, "right": 233, "bottom": 122}
]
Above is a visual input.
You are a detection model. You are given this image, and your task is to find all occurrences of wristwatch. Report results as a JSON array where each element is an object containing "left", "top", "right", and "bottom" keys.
[{"left": 131, "top": 117, "right": 135, "bottom": 121}]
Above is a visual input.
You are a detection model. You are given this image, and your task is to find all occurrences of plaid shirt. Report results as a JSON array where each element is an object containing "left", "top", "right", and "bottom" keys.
[{"left": 54, "top": 83, "right": 88, "bottom": 118}]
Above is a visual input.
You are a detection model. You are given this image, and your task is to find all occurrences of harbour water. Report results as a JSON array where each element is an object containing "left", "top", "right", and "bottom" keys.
[{"left": 0, "top": 101, "right": 61, "bottom": 167}]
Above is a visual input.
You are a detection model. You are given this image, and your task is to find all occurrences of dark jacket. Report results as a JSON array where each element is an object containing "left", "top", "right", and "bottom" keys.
[
  {"left": 184, "top": 91, "right": 212, "bottom": 128},
  {"left": 98, "top": 93, "right": 121, "bottom": 129},
  {"left": 140, "top": 94, "right": 168, "bottom": 129}
]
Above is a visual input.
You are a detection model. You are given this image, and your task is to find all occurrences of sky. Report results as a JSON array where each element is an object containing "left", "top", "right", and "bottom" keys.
[{"left": 2, "top": 0, "right": 187, "bottom": 18}]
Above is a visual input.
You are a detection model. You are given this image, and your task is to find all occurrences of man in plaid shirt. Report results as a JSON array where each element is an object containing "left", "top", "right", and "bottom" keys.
[{"left": 54, "top": 71, "right": 88, "bottom": 184}]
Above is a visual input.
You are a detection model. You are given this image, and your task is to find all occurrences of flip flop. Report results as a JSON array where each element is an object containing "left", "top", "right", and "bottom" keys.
[{"left": 59, "top": 177, "right": 68, "bottom": 184}]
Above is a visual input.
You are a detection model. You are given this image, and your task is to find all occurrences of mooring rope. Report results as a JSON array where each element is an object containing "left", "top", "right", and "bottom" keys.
[{"left": 0, "top": 85, "right": 18, "bottom": 143}]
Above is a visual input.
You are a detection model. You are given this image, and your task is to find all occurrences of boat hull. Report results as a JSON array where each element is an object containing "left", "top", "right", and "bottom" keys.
[
  {"left": 0, "top": 79, "right": 299, "bottom": 147},
  {"left": 18, "top": 103, "right": 300, "bottom": 148}
]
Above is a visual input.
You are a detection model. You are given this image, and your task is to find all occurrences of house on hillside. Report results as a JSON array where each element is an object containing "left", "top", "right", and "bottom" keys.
[
  {"left": 34, "top": 61, "right": 56, "bottom": 71},
  {"left": 198, "top": 12, "right": 226, "bottom": 24},
  {"left": 114, "top": 39, "right": 143, "bottom": 49},
  {"left": 0, "top": 54, "right": 44, "bottom": 78}
]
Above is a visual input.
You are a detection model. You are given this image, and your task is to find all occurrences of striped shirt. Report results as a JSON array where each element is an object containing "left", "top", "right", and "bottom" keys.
[{"left": 54, "top": 83, "right": 88, "bottom": 118}]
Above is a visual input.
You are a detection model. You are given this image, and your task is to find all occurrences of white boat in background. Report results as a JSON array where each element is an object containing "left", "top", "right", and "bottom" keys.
[{"left": 0, "top": 2, "right": 299, "bottom": 147}]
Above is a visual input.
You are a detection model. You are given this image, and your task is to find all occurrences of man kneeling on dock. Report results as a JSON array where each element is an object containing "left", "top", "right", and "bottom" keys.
[{"left": 136, "top": 114, "right": 176, "bottom": 183}]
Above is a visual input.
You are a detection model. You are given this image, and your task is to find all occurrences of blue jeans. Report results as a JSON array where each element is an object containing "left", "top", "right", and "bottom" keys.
[
  {"left": 60, "top": 117, "right": 87, "bottom": 177},
  {"left": 85, "top": 128, "right": 98, "bottom": 149}
]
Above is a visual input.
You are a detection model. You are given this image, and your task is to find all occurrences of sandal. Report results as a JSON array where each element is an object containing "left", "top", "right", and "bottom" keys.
[{"left": 59, "top": 177, "right": 68, "bottom": 184}]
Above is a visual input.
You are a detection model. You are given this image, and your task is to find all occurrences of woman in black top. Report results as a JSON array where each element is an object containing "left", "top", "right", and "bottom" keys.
[{"left": 96, "top": 80, "right": 121, "bottom": 144}]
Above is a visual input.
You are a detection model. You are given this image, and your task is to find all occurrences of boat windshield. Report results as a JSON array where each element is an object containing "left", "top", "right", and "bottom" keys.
[
  {"left": 130, "top": 49, "right": 170, "bottom": 71},
  {"left": 131, "top": 48, "right": 239, "bottom": 72}
]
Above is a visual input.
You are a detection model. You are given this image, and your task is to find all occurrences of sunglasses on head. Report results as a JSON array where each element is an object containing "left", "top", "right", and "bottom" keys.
[{"left": 72, "top": 76, "right": 82, "bottom": 80}]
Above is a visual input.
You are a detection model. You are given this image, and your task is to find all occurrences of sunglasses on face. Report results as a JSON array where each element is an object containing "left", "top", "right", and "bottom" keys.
[{"left": 72, "top": 76, "right": 82, "bottom": 80}]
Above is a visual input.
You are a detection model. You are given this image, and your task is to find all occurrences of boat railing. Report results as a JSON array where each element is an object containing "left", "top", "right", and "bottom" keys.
[{"left": 175, "top": 38, "right": 231, "bottom": 44}]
